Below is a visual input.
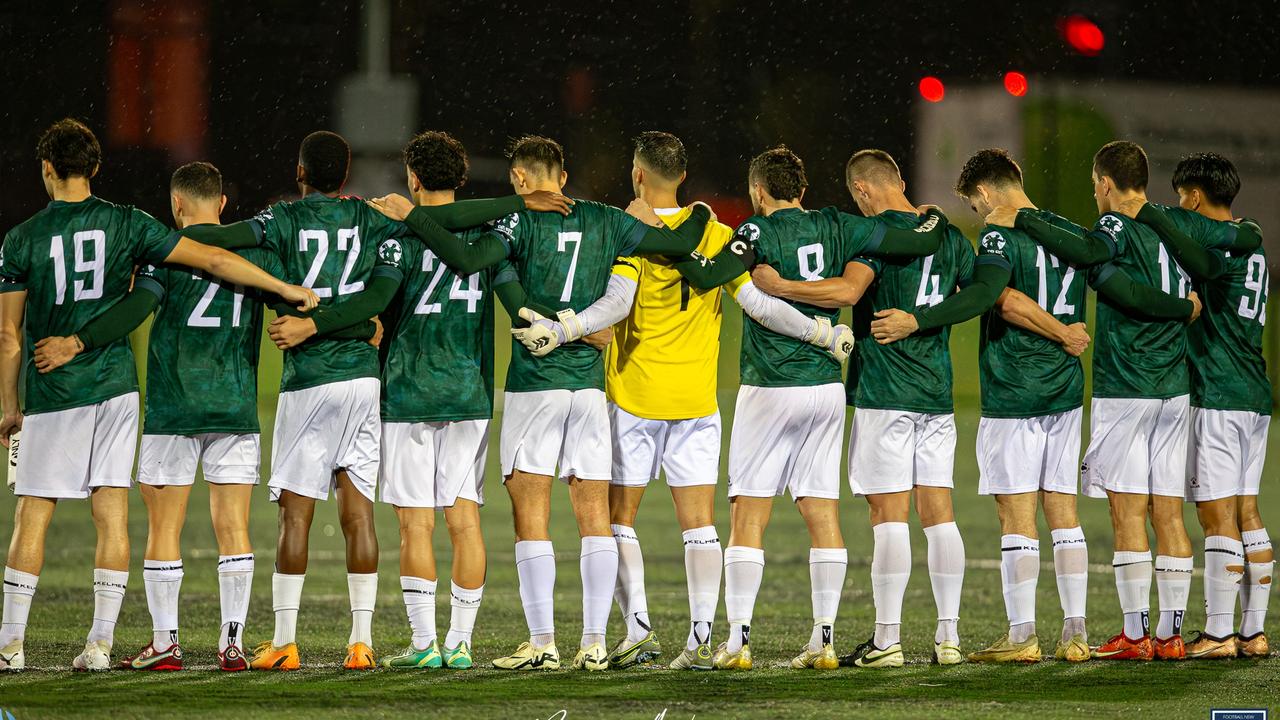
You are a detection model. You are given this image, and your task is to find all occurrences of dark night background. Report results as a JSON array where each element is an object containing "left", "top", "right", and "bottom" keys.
[{"left": 1, "top": 0, "right": 1277, "bottom": 233}]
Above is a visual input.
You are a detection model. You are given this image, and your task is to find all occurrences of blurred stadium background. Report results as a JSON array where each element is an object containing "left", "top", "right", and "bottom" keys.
[{"left": 2, "top": 1, "right": 1280, "bottom": 718}]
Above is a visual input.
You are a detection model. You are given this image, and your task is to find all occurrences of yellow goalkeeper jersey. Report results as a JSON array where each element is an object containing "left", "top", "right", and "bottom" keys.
[{"left": 604, "top": 205, "right": 740, "bottom": 420}]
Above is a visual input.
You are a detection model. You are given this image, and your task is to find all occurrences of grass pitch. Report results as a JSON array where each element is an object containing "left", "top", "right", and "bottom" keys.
[{"left": 1, "top": 305, "right": 1278, "bottom": 719}]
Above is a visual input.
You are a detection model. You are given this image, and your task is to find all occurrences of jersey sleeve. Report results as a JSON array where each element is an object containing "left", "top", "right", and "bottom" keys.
[
  {"left": 1093, "top": 213, "right": 1129, "bottom": 259},
  {"left": 248, "top": 204, "right": 285, "bottom": 256},
  {"left": 608, "top": 205, "right": 650, "bottom": 258},
  {"left": 853, "top": 255, "right": 882, "bottom": 275},
  {"left": 371, "top": 236, "right": 411, "bottom": 283},
  {"left": 0, "top": 230, "right": 29, "bottom": 292},
  {"left": 131, "top": 208, "right": 180, "bottom": 265},
  {"left": 1164, "top": 206, "right": 1236, "bottom": 249},
  {"left": 976, "top": 227, "right": 1015, "bottom": 272},
  {"left": 829, "top": 209, "right": 877, "bottom": 260},
  {"left": 611, "top": 256, "right": 641, "bottom": 283},
  {"left": 133, "top": 263, "right": 167, "bottom": 301},
  {"left": 954, "top": 229, "right": 977, "bottom": 287}
]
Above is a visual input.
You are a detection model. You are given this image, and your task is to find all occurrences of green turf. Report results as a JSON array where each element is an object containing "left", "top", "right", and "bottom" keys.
[{"left": 1, "top": 303, "right": 1278, "bottom": 719}]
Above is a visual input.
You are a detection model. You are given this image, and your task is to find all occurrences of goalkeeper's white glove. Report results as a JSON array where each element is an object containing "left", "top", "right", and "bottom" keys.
[
  {"left": 805, "top": 316, "right": 854, "bottom": 362},
  {"left": 511, "top": 307, "right": 574, "bottom": 358}
]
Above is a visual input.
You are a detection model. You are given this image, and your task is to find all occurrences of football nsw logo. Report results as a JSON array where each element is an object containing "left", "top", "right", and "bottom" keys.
[
  {"left": 981, "top": 230, "right": 1007, "bottom": 255},
  {"left": 378, "top": 239, "right": 403, "bottom": 266},
  {"left": 1098, "top": 214, "right": 1124, "bottom": 239},
  {"left": 738, "top": 223, "right": 761, "bottom": 243},
  {"left": 494, "top": 212, "right": 520, "bottom": 239}
]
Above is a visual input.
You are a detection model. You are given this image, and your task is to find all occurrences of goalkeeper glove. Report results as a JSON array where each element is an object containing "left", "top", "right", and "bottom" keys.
[{"left": 805, "top": 316, "right": 854, "bottom": 362}]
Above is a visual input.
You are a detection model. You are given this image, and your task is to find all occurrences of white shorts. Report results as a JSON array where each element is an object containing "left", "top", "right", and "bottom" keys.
[
  {"left": 14, "top": 393, "right": 139, "bottom": 500},
  {"left": 500, "top": 389, "right": 610, "bottom": 481},
  {"left": 137, "top": 433, "right": 261, "bottom": 486},
  {"left": 848, "top": 408, "right": 956, "bottom": 496},
  {"left": 381, "top": 420, "right": 489, "bottom": 508},
  {"left": 1187, "top": 407, "right": 1270, "bottom": 502},
  {"left": 977, "top": 408, "right": 1083, "bottom": 496},
  {"left": 1082, "top": 395, "right": 1189, "bottom": 499},
  {"left": 727, "top": 384, "right": 844, "bottom": 500},
  {"left": 269, "top": 378, "right": 381, "bottom": 502},
  {"left": 609, "top": 404, "right": 720, "bottom": 488}
]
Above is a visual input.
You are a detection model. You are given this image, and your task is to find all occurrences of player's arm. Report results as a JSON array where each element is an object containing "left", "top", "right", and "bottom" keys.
[
  {"left": 164, "top": 238, "right": 317, "bottom": 311},
  {"left": 33, "top": 275, "right": 163, "bottom": 374},
  {"left": 861, "top": 208, "right": 950, "bottom": 258},
  {"left": 732, "top": 278, "right": 854, "bottom": 361},
  {"left": 374, "top": 192, "right": 571, "bottom": 231},
  {"left": 268, "top": 271, "right": 403, "bottom": 350},
  {"left": 1090, "top": 263, "right": 1199, "bottom": 321},
  {"left": 0, "top": 290, "right": 24, "bottom": 446},
  {"left": 993, "top": 289, "right": 1091, "bottom": 356},
  {"left": 995, "top": 208, "right": 1115, "bottom": 267},
  {"left": 869, "top": 261, "right": 1010, "bottom": 344},
  {"left": 176, "top": 221, "right": 261, "bottom": 250},
  {"left": 1225, "top": 218, "right": 1263, "bottom": 252},
  {"left": 1126, "top": 202, "right": 1235, "bottom": 279},
  {"left": 751, "top": 260, "right": 876, "bottom": 309},
  {"left": 627, "top": 203, "right": 713, "bottom": 255},
  {"left": 512, "top": 261, "right": 639, "bottom": 357}
]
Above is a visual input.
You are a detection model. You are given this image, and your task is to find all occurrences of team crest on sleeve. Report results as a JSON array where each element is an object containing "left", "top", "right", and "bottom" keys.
[
  {"left": 981, "top": 230, "right": 1007, "bottom": 254},
  {"left": 736, "top": 222, "right": 761, "bottom": 244},
  {"left": 493, "top": 213, "right": 519, "bottom": 240},
  {"left": 251, "top": 207, "right": 274, "bottom": 225},
  {"left": 378, "top": 239, "right": 403, "bottom": 265},
  {"left": 1097, "top": 214, "right": 1124, "bottom": 238}
]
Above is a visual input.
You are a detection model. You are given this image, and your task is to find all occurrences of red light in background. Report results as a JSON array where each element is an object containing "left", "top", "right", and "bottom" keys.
[
  {"left": 1004, "top": 71, "right": 1028, "bottom": 97},
  {"left": 1060, "top": 15, "right": 1105, "bottom": 56},
  {"left": 918, "top": 76, "right": 945, "bottom": 103}
]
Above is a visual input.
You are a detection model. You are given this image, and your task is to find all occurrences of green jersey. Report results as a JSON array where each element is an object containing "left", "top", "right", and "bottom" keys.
[
  {"left": 848, "top": 213, "right": 975, "bottom": 412},
  {"left": 0, "top": 196, "right": 177, "bottom": 414},
  {"left": 493, "top": 200, "right": 648, "bottom": 392},
  {"left": 974, "top": 210, "right": 1088, "bottom": 418},
  {"left": 134, "top": 233, "right": 278, "bottom": 435},
  {"left": 1089, "top": 212, "right": 1192, "bottom": 399},
  {"left": 1159, "top": 207, "right": 1273, "bottom": 414},
  {"left": 738, "top": 207, "right": 887, "bottom": 388},
  {"left": 250, "top": 193, "right": 407, "bottom": 392},
  {"left": 372, "top": 230, "right": 507, "bottom": 422}
]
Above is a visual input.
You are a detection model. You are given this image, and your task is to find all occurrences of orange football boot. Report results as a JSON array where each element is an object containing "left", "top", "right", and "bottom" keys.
[
  {"left": 344, "top": 642, "right": 377, "bottom": 670},
  {"left": 1093, "top": 633, "right": 1154, "bottom": 661},
  {"left": 1154, "top": 635, "right": 1186, "bottom": 660},
  {"left": 250, "top": 642, "right": 300, "bottom": 671}
]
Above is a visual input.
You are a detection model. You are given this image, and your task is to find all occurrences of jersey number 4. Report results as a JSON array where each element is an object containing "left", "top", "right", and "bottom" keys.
[{"left": 415, "top": 250, "right": 483, "bottom": 315}]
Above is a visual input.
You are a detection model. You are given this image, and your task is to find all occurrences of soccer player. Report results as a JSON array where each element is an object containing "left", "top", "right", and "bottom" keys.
[
  {"left": 671, "top": 146, "right": 949, "bottom": 670},
  {"left": 987, "top": 141, "right": 1205, "bottom": 661},
  {"left": 1112, "top": 153, "right": 1269, "bottom": 658},
  {"left": 177, "top": 130, "right": 560, "bottom": 671},
  {"left": 516, "top": 132, "right": 853, "bottom": 671},
  {"left": 266, "top": 130, "right": 558, "bottom": 670},
  {"left": 0, "top": 119, "right": 317, "bottom": 672},
  {"left": 867, "top": 148, "right": 1192, "bottom": 663},
  {"left": 368, "top": 135, "right": 713, "bottom": 671},
  {"left": 29, "top": 162, "right": 376, "bottom": 671},
  {"left": 748, "top": 150, "right": 971, "bottom": 667}
]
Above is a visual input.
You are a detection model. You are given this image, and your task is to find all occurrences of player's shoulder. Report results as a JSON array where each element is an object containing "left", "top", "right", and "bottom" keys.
[
  {"left": 568, "top": 198, "right": 620, "bottom": 221},
  {"left": 700, "top": 219, "right": 736, "bottom": 254},
  {"left": 1093, "top": 211, "right": 1131, "bottom": 241},
  {"left": 732, "top": 214, "right": 770, "bottom": 239}
]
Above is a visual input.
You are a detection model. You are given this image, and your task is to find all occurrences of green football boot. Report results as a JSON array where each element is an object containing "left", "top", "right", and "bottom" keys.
[{"left": 381, "top": 641, "right": 443, "bottom": 669}]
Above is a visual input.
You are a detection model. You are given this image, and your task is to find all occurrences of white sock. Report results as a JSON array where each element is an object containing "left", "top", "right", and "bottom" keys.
[
  {"left": 401, "top": 576, "right": 437, "bottom": 650},
  {"left": 0, "top": 567, "right": 38, "bottom": 646},
  {"left": 809, "top": 547, "right": 847, "bottom": 651},
  {"left": 871, "top": 522, "right": 910, "bottom": 649},
  {"left": 1001, "top": 535, "right": 1039, "bottom": 643},
  {"left": 1051, "top": 526, "right": 1088, "bottom": 641},
  {"left": 1154, "top": 555, "right": 1192, "bottom": 639},
  {"left": 580, "top": 535, "right": 618, "bottom": 648},
  {"left": 1241, "top": 528, "right": 1273, "bottom": 637},
  {"left": 1113, "top": 550, "right": 1152, "bottom": 639},
  {"left": 724, "top": 545, "right": 764, "bottom": 653},
  {"left": 348, "top": 573, "right": 378, "bottom": 646},
  {"left": 515, "top": 540, "right": 556, "bottom": 644},
  {"left": 683, "top": 526, "right": 721, "bottom": 651},
  {"left": 217, "top": 554, "right": 254, "bottom": 652},
  {"left": 612, "top": 524, "right": 650, "bottom": 643},
  {"left": 925, "top": 521, "right": 964, "bottom": 644},
  {"left": 88, "top": 568, "right": 128, "bottom": 647},
  {"left": 271, "top": 572, "right": 305, "bottom": 647},
  {"left": 1203, "top": 536, "right": 1244, "bottom": 638},
  {"left": 143, "top": 559, "right": 183, "bottom": 648},
  {"left": 445, "top": 582, "right": 483, "bottom": 649}
]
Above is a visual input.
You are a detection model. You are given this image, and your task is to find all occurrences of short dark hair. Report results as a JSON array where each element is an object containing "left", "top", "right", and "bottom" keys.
[
  {"left": 1093, "top": 140, "right": 1148, "bottom": 192},
  {"left": 37, "top": 118, "right": 101, "bottom": 179},
  {"left": 404, "top": 131, "right": 469, "bottom": 191},
  {"left": 748, "top": 145, "right": 807, "bottom": 201},
  {"left": 954, "top": 148, "right": 1024, "bottom": 197},
  {"left": 170, "top": 161, "right": 223, "bottom": 201},
  {"left": 1172, "top": 152, "right": 1240, "bottom": 208},
  {"left": 507, "top": 135, "right": 564, "bottom": 176},
  {"left": 298, "top": 130, "right": 350, "bottom": 193},
  {"left": 633, "top": 131, "right": 687, "bottom": 181},
  {"left": 846, "top": 149, "right": 902, "bottom": 187}
]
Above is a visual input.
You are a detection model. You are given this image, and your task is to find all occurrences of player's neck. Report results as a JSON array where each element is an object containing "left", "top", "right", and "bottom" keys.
[
  {"left": 1106, "top": 189, "right": 1146, "bottom": 212},
  {"left": 520, "top": 181, "right": 563, "bottom": 195},
  {"left": 992, "top": 188, "right": 1036, "bottom": 210},
  {"left": 49, "top": 177, "right": 92, "bottom": 203},
  {"left": 299, "top": 184, "right": 341, "bottom": 199},
  {"left": 414, "top": 189, "right": 456, "bottom": 208},
  {"left": 759, "top": 198, "right": 802, "bottom": 216},
  {"left": 177, "top": 212, "right": 221, "bottom": 229},
  {"left": 1197, "top": 204, "right": 1233, "bottom": 222},
  {"left": 867, "top": 190, "right": 915, "bottom": 215},
  {"left": 638, "top": 186, "right": 680, "bottom": 210}
]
